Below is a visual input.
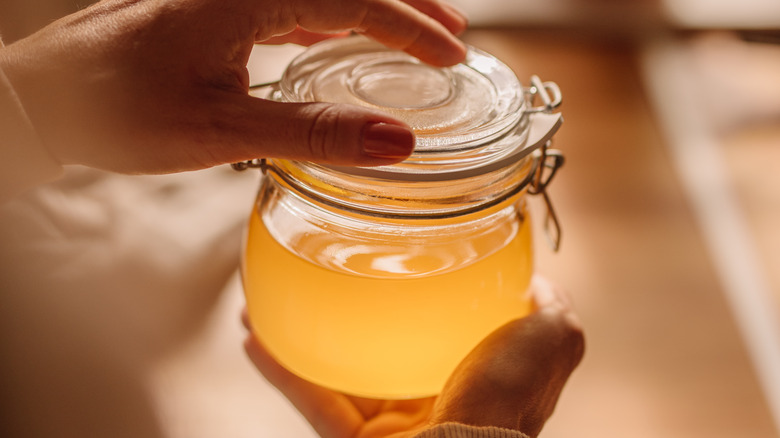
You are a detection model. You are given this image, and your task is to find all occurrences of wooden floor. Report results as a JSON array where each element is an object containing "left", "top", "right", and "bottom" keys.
[{"left": 460, "top": 29, "right": 779, "bottom": 437}]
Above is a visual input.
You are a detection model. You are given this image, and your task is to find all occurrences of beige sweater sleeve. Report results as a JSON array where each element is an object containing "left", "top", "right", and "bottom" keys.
[
  {"left": 0, "top": 39, "right": 63, "bottom": 202},
  {"left": 412, "top": 423, "right": 532, "bottom": 438}
]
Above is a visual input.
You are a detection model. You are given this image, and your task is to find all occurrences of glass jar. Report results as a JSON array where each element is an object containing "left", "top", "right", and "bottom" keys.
[{"left": 236, "top": 36, "right": 564, "bottom": 399}]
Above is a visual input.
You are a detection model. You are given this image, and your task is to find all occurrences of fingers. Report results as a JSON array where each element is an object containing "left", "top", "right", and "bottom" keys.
[
  {"left": 200, "top": 94, "right": 415, "bottom": 167},
  {"left": 288, "top": 0, "right": 467, "bottom": 67},
  {"left": 526, "top": 276, "right": 585, "bottom": 374},
  {"left": 259, "top": 27, "right": 351, "bottom": 47},
  {"left": 431, "top": 277, "right": 585, "bottom": 437},
  {"left": 232, "top": 0, "right": 469, "bottom": 167},
  {"left": 530, "top": 274, "right": 583, "bottom": 333},
  {"left": 243, "top": 326, "right": 365, "bottom": 438},
  {"left": 401, "top": 0, "right": 468, "bottom": 35}
]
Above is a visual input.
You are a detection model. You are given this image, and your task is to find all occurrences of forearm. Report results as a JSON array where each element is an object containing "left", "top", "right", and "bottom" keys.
[{"left": 0, "top": 38, "right": 62, "bottom": 202}]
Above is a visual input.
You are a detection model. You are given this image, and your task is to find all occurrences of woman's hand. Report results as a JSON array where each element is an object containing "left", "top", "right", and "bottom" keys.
[
  {"left": 243, "top": 275, "right": 585, "bottom": 438},
  {"left": 0, "top": 0, "right": 467, "bottom": 174}
]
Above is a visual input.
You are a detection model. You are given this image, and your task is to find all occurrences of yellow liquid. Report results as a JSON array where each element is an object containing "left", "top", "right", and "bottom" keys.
[{"left": 242, "top": 206, "right": 533, "bottom": 399}]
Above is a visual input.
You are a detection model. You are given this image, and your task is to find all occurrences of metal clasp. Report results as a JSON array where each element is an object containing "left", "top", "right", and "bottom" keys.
[
  {"left": 526, "top": 75, "right": 562, "bottom": 113},
  {"left": 529, "top": 142, "right": 565, "bottom": 251},
  {"left": 524, "top": 75, "right": 565, "bottom": 251},
  {"left": 231, "top": 158, "right": 267, "bottom": 173}
]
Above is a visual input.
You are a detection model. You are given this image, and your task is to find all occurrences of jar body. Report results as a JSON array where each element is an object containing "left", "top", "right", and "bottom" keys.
[{"left": 241, "top": 171, "right": 534, "bottom": 399}]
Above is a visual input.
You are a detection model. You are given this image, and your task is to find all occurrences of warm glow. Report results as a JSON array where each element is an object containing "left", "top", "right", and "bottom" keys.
[{"left": 242, "top": 206, "right": 534, "bottom": 399}]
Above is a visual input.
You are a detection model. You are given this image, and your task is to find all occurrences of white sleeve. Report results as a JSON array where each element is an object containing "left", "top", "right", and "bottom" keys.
[{"left": 0, "top": 39, "right": 63, "bottom": 203}]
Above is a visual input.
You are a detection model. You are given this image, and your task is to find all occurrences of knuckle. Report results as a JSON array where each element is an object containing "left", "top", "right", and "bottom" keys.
[
  {"left": 554, "top": 313, "right": 586, "bottom": 368},
  {"left": 532, "top": 308, "right": 586, "bottom": 367},
  {"left": 304, "top": 104, "right": 342, "bottom": 161},
  {"left": 565, "top": 322, "right": 586, "bottom": 366}
]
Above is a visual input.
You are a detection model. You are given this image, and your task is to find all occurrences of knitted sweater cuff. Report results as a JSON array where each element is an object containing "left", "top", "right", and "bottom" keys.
[{"left": 412, "top": 422, "right": 532, "bottom": 438}]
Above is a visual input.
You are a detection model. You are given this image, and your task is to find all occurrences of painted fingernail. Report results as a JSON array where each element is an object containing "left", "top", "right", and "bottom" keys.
[{"left": 362, "top": 123, "right": 414, "bottom": 160}]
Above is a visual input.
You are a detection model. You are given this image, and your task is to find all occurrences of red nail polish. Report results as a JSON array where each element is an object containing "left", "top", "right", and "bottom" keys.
[{"left": 362, "top": 123, "right": 414, "bottom": 159}]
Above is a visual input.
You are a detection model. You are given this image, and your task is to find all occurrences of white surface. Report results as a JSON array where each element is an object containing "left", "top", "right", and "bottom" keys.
[
  {"left": 450, "top": 0, "right": 655, "bottom": 26},
  {"left": 450, "top": 0, "right": 780, "bottom": 28},
  {"left": 661, "top": 0, "right": 780, "bottom": 28},
  {"left": 641, "top": 37, "right": 780, "bottom": 436}
]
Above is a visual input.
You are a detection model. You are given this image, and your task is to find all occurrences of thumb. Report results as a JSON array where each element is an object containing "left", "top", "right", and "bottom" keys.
[
  {"left": 430, "top": 278, "right": 584, "bottom": 437},
  {"left": 206, "top": 95, "right": 415, "bottom": 167}
]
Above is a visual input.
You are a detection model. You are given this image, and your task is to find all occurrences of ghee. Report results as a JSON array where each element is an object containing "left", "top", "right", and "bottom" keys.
[{"left": 243, "top": 196, "right": 533, "bottom": 398}]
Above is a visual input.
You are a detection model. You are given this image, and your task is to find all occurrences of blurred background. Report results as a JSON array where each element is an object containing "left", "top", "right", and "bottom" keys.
[{"left": 1, "top": 1, "right": 779, "bottom": 437}]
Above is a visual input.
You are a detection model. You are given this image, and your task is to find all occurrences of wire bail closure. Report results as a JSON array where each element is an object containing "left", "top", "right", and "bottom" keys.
[
  {"left": 529, "top": 143, "right": 564, "bottom": 251},
  {"left": 523, "top": 75, "right": 565, "bottom": 251},
  {"left": 231, "top": 159, "right": 265, "bottom": 172}
]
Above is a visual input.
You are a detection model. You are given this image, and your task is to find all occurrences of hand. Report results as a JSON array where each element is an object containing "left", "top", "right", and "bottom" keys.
[
  {"left": 243, "top": 276, "right": 585, "bottom": 438},
  {"left": 0, "top": 0, "right": 467, "bottom": 174}
]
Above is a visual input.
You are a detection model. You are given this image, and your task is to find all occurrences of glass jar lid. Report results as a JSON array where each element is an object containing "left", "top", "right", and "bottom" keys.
[
  {"left": 239, "top": 37, "right": 563, "bottom": 240},
  {"left": 279, "top": 35, "right": 527, "bottom": 154}
]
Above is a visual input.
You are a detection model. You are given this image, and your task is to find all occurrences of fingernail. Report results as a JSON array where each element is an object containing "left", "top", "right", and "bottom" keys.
[{"left": 362, "top": 123, "right": 414, "bottom": 160}]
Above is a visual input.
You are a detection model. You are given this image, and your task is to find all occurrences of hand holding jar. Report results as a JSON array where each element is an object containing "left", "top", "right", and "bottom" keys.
[
  {"left": 238, "top": 34, "right": 567, "bottom": 399},
  {"left": 243, "top": 275, "right": 585, "bottom": 438},
  {"left": 0, "top": 0, "right": 468, "bottom": 200}
]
